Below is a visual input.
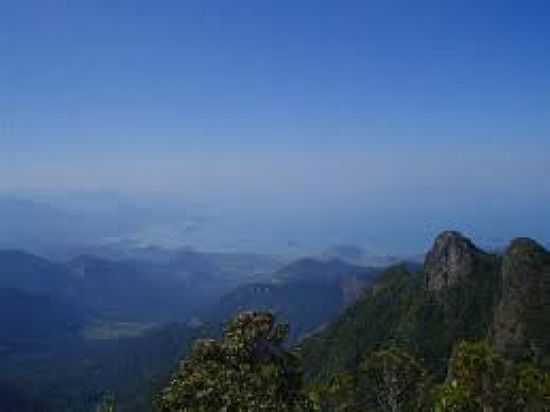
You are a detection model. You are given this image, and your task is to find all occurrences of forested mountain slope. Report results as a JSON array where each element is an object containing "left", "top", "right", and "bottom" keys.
[{"left": 301, "top": 231, "right": 550, "bottom": 383}]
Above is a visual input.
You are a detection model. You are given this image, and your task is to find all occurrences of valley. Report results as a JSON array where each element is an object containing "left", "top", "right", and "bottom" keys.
[{"left": 0, "top": 243, "right": 387, "bottom": 410}]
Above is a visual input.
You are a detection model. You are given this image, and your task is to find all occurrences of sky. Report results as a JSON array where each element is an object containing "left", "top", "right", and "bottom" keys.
[{"left": 1, "top": 1, "right": 549, "bottom": 253}]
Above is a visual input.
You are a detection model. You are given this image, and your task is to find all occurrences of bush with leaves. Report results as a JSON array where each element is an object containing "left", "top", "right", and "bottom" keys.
[
  {"left": 361, "top": 346, "right": 431, "bottom": 412},
  {"left": 308, "top": 371, "right": 359, "bottom": 412},
  {"left": 156, "top": 311, "right": 316, "bottom": 411},
  {"left": 309, "top": 345, "right": 432, "bottom": 412},
  {"left": 434, "top": 340, "right": 550, "bottom": 411}
]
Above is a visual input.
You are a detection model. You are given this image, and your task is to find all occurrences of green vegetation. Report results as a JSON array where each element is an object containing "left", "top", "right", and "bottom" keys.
[
  {"left": 300, "top": 265, "right": 436, "bottom": 381},
  {"left": 434, "top": 340, "right": 550, "bottom": 411},
  {"left": 493, "top": 238, "right": 550, "bottom": 365},
  {"left": 154, "top": 310, "right": 550, "bottom": 411},
  {"left": 0, "top": 323, "right": 206, "bottom": 412},
  {"left": 294, "top": 233, "right": 550, "bottom": 411},
  {"left": 156, "top": 311, "right": 315, "bottom": 411},
  {"left": 309, "top": 345, "right": 431, "bottom": 411},
  {"left": 299, "top": 260, "right": 503, "bottom": 384},
  {"left": 307, "top": 340, "right": 550, "bottom": 411}
]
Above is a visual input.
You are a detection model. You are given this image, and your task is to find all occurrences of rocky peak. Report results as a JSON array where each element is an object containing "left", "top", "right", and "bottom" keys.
[
  {"left": 505, "top": 237, "right": 547, "bottom": 258},
  {"left": 501, "top": 238, "right": 549, "bottom": 292},
  {"left": 492, "top": 238, "right": 550, "bottom": 362},
  {"left": 424, "top": 231, "right": 485, "bottom": 291}
]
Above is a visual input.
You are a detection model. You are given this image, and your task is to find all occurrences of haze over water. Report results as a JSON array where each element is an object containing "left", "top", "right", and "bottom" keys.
[{"left": 2, "top": 1, "right": 549, "bottom": 255}]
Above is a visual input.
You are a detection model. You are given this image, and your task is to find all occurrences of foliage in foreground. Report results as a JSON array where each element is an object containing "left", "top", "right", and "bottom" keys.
[
  {"left": 155, "top": 308, "right": 549, "bottom": 411},
  {"left": 309, "top": 345, "right": 431, "bottom": 411},
  {"left": 310, "top": 341, "right": 550, "bottom": 412},
  {"left": 434, "top": 340, "right": 550, "bottom": 411},
  {"left": 156, "top": 311, "right": 315, "bottom": 411}
]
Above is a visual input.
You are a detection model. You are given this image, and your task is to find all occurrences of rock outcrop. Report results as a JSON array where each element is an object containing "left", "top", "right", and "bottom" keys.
[
  {"left": 425, "top": 232, "right": 550, "bottom": 364},
  {"left": 424, "top": 231, "right": 487, "bottom": 292},
  {"left": 492, "top": 238, "right": 550, "bottom": 363}
]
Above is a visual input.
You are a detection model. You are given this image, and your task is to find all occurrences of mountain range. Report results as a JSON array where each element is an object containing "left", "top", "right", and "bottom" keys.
[
  {"left": 212, "top": 258, "right": 381, "bottom": 340},
  {"left": 0, "top": 246, "right": 383, "bottom": 411},
  {"left": 0, "top": 230, "right": 548, "bottom": 410}
]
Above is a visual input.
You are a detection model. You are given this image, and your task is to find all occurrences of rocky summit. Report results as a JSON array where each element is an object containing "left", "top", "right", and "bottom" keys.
[
  {"left": 424, "top": 231, "right": 486, "bottom": 292},
  {"left": 492, "top": 238, "right": 550, "bottom": 364}
]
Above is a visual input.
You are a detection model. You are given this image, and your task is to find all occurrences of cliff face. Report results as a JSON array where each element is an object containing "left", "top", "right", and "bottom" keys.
[
  {"left": 425, "top": 232, "right": 550, "bottom": 365},
  {"left": 492, "top": 238, "right": 550, "bottom": 364},
  {"left": 424, "top": 231, "right": 487, "bottom": 292}
]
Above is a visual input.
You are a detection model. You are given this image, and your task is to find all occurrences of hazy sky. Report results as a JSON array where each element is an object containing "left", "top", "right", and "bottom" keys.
[{"left": 1, "top": 1, "right": 549, "bottom": 252}]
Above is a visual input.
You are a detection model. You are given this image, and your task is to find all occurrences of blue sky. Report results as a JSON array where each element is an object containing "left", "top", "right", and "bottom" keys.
[{"left": 1, "top": 1, "right": 549, "bottom": 252}]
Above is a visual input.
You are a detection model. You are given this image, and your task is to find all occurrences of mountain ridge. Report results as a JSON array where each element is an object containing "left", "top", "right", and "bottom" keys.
[{"left": 301, "top": 231, "right": 550, "bottom": 384}]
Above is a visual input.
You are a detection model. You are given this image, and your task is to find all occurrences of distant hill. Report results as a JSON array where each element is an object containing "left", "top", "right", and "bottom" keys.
[
  {"left": 0, "top": 247, "right": 283, "bottom": 327},
  {"left": 84, "top": 244, "right": 285, "bottom": 277},
  {"left": 0, "top": 250, "right": 77, "bottom": 297},
  {"left": 212, "top": 258, "right": 380, "bottom": 340},
  {"left": 0, "top": 248, "right": 232, "bottom": 411},
  {"left": 66, "top": 255, "right": 200, "bottom": 321},
  {"left": 0, "top": 288, "right": 84, "bottom": 351},
  {"left": 319, "top": 244, "right": 408, "bottom": 267},
  {"left": 0, "top": 250, "right": 194, "bottom": 324}
]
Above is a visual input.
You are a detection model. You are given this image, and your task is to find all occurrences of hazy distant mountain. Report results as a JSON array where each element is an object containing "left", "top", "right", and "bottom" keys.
[
  {"left": 66, "top": 255, "right": 201, "bottom": 322},
  {"left": 272, "top": 257, "right": 370, "bottom": 283},
  {"left": 0, "top": 246, "right": 285, "bottom": 327},
  {"left": 0, "top": 247, "right": 277, "bottom": 410},
  {"left": 319, "top": 243, "right": 421, "bottom": 267},
  {"left": 73, "top": 242, "right": 285, "bottom": 275},
  {"left": 213, "top": 258, "right": 380, "bottom": 340},
  {"left": 0, "top": 250, "right": 77, "bottom": 297},
  {"left": 0, "top": 250, "right": 188, "bottom": 322},
  {"left": 0, "top": 245, "right": 235, "bottom": 411}
]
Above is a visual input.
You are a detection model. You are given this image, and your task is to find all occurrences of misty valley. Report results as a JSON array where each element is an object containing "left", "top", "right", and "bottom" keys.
[{"left": 0, "top": 239, "right": 385, "bottom": 410}]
